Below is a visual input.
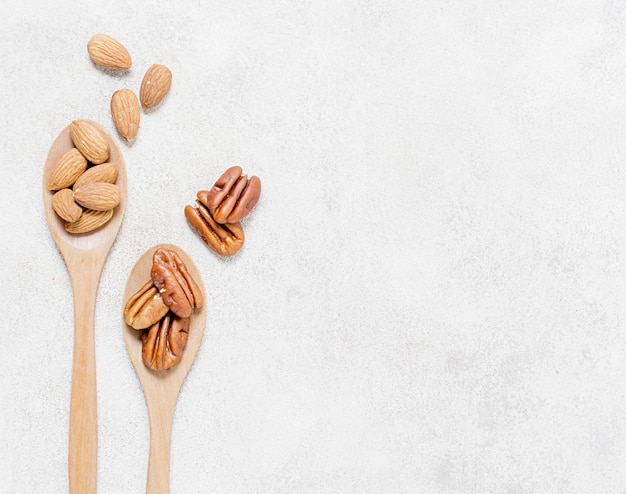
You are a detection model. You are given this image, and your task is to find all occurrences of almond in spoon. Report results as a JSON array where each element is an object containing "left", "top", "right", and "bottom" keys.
[
  {"left": 73, "top": 162, "right": 119, "bottom": 190},
  {"left": 73, "top": 182, "right": 121, "bottom": 211},
  {"left": 48, "top": 148, "right": 88, "bottom": 191},
  {"left": 52, "top": 189, "right": 82, "bottom": 223},
  {"left": 65, "top": 209, "right": 114, "bottom": 234},
  {"left": 70, "top": 120, "right": 110, "bottom": 164}
]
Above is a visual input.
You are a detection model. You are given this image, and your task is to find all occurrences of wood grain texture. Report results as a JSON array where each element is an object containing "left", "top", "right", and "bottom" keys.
[
  {"left": 122, "top": 244, "right": 206, "bottom": 494},
  {"left": 43, "top": 121, "right": 127, "bottom": 494}
]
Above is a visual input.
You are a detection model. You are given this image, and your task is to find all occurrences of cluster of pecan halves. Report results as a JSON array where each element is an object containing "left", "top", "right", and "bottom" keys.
[
  {"left": 185, "top": 166, "right": 261, "bottom": 256},
  {"left": 124, "top": 248, "right": 203, "bottom": 371}
]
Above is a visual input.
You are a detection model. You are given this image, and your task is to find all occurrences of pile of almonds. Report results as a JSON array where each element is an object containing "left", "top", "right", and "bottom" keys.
[
  {"left": 124, "top": 248, "right": 203, "bottom": 371},
  {"left": 48, "top": 120, "right": 121, "bottom": 233},
  {"left": 87, "top": 33, "right": 172, "bottom": 141},
  {"left": 185, "top": 166, "right": 262, "bottom": 256}
]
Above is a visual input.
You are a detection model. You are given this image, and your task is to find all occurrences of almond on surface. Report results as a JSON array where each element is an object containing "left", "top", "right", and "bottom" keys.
[
  {"left": 70, "top": 120, "right": 110, "bottom": 164},
  {"left": 73, "top": 182, "right": 121, "bottom": 211},
  {"left": 48, "top": 148, "right": 88, "bottom": 190},
  {"left": 73, "top": 162, "right": 119, "bottom": 190},
  {"left": 140, "top": 64, "right": 172, "bottom": 109},
  {"left": 111, "top": 89, "right": 140, "bottom": 141},
  {"left": 52, "top": 188, "right": 83, "bottom": 223},
  {"left": 87, "top": 34, "right": 132, "bottom": 70}
]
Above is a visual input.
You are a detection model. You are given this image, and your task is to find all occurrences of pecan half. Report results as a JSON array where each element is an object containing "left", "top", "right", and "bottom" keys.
[
  {"left": 205, "top": 166, "right": 261, "bottom": 223},
  {"left": 123, "top": 279, "right": 169, "bottom": 330},
  {"left": 141, "top": 312, "right": 190, "bottom": 371},
  {"left": 185, "top": 198, "right": 245, "bottom": 256},
  {"left": 151, "top": 248, "right": 203, "bottom": 318}
]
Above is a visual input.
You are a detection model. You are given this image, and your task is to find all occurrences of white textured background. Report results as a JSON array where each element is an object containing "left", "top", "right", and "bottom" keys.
[{"left": 3, "top": 0, "right": 626, "bottom": 492}]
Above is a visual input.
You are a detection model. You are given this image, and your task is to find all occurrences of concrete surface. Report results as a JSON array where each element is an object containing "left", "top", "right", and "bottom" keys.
[{"left": 2, "top": 0, "right": 626, "bottom": 492}]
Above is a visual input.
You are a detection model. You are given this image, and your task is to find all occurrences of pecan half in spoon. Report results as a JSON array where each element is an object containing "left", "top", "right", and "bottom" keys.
[
  {"left": 151, "top": 248, "right": 203, "bottom": 318},
  {"left": 141, "top": 312, "right": 190, "bottom": 371}
]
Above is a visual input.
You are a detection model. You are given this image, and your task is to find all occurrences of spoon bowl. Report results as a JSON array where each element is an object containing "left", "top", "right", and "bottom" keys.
[
  {"left": 43, "top": 121, "right": 127, "bottom": 494},
  {"left": 122, "top": 243, "right": 206, "bottom": 494},
  {"left": 43, "top": 122, "right": 127, "bottom": 254}
]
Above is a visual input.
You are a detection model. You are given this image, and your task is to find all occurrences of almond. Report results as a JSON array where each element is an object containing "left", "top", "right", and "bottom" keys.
[
  {"left": 70, "top": 120, "right": 110, "bottom": 164},
  {"left": 73, "top": 182, "right": 121, "bottom": 211},
  {"left": 140, "top": 64, "right": 172, "bottom": 109},
  {"left": 65, "top": 209, "right": 114, "bottom": 234},
  {"left": 111, "top": 89, "right": 140, "bottom": 141},
  {"left": 52, "top": 188, "right": 83, "bottom": 223},
  {"left": 87, "top": 34, "right": 132, "bottom": 70},
  {"left": 48, "top": 148, "right": 88, "bottom": 190},
  {"left": 73, "top": 162, "right": 119, "bottom": 190}
]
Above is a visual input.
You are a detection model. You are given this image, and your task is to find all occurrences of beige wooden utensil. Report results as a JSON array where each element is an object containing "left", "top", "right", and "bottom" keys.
[
  {"left": 122, "top": 244, "right": 206, "bottom": 494},
  {"left": 43, "top": 121, "right": 127, "bottom": 494}
]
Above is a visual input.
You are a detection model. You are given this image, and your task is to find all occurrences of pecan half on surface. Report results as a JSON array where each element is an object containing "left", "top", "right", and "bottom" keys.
[
  {"left": 206, "top": 166, "right": 261, "bottom": 223},
  {"left": 185, "top": 195, "right": 245, "bottom": 256},
  {"left": 141, "top": 312, "right": 190, "bottom": 371},
  {"left": 123, "top": 279, "right": 169, "bottom": 330},
  {"left": 151, "top": 248, "right": 203, "bottom": 318}
]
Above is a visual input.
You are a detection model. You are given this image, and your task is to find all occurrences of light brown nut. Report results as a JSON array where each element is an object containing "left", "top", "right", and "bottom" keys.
[
  {"left": 185, "top": 200, "right": 244, "bottom": 256},
  {"left": 140, "top": 64, "right": 172, "bottom": 109},
  {"left": 111, "top": 89, "right": 140, "bottom": 141},
  {"left": 65, "top": 208, "right": 113, "bottom": 234},
  {"left": 205, "top": 166, "right": 261, "bottom": 223},
  {"left": 141, "top": 312, "right": 190, "bottom": 371},
  {"left": 73, "top": 162, "right": 119, "bottom": 190},
  {"left": 52, "top": 188, "right": 82, "bottom": 223},
  {"left": 70, "top": 120, "right": 110, "bottom": 164},
  {"left": 87, "top": 33, "right": 132, "bottom": 70},
  {"left": 124, "top": 280, "right": 170, "bottom": 330},
  {"left": 73, "top": 182, "right": 121, "bottom": 211},
  {"left": 48, "top": 148, "right": 88, "bottom": 190},
  {"left": 150, "top": 248, "right": 203, "bottom": 318}
]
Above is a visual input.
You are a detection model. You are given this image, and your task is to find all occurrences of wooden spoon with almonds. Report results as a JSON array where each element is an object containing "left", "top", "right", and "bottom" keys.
[{"left": 42, "top": 120, "right": 127, "bottom": 494}]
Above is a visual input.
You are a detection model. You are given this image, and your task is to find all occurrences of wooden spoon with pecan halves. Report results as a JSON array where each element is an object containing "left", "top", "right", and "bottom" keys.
[
  {"left": 122, "top": 244, "right": 206, "bottom": 494},
  {"left": 43, "top": 121, "right": 127, "bottom": 494}
]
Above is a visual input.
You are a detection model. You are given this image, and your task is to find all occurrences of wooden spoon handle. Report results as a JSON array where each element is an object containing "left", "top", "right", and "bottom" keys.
[
  {"left": 146, "top": 404, "right": 175, "bottom": 494},
  {"left": 67, "top": 260, "right": 101, "bottom": 494}
]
